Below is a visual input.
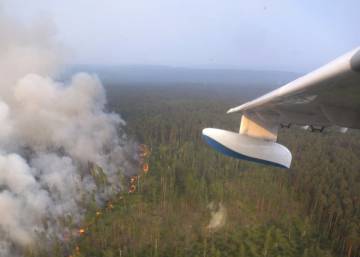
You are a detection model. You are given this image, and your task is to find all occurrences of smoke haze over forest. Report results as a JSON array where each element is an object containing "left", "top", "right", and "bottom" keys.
[{"left": 0, "top": 7, "right": 136, "bottom": 257}]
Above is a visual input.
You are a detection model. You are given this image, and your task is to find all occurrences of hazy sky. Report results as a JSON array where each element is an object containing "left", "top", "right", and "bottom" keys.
[{"left": 3, "top": 0, "right": 360, "bottom": 72}]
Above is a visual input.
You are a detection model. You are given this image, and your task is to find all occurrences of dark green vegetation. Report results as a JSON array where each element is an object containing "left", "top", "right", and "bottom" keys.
[{"left": 30, "top": 82, "right": 360, "bottom": 257}]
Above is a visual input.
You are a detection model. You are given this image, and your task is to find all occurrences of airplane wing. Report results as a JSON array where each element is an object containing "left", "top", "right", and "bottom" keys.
[{"left": 202, "top": 47, "right": 360, "bottom": 168}]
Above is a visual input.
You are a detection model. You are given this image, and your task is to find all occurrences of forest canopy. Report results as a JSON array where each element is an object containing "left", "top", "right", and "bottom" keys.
[{"left": 28, "top": 82, "right": 360, "bottom": 257}]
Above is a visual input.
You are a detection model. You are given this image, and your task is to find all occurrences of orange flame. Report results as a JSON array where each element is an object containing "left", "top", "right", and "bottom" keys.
[
  {"left": 130, "top": 176, "right": 137, "bottom": 184},
  {"left": 143, "top": 163, "right": 149, "bottom": 173},
  {"left": 79, "top": 228, "right": 85, "bottom": 236},
  {"left": 128, "top": 184, "right": 136, "bottom": 193}
]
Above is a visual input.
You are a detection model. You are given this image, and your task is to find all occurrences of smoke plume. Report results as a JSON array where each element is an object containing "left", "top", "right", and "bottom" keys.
[
  {"left": 0, "top": 9, "right": 135, "bottom": 256},
  {"left": 207, "top": 202, "right": 227, "bottom": 231}
]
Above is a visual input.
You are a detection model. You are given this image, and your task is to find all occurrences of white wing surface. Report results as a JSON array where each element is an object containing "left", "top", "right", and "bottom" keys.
[{"left": 228, "top": 47, "right": 360, "bottom": 129}]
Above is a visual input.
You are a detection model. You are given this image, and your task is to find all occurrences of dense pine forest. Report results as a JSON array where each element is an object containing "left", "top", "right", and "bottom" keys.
[{"left": 28, "top": 83, "right": 360, "bottom": 257}]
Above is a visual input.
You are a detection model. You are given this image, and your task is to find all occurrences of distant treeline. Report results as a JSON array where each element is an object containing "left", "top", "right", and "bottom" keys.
[{"left": 62, "top": 65, "right": 299, "bottom": 88}]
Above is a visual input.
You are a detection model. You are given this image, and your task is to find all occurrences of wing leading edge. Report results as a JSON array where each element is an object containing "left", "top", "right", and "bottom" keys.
[
  {"left": 203, "top": 47, "right": 360, "bottom": 168},
  {"left": 228, "top": 47, "right": 360, "bottom": 129}
]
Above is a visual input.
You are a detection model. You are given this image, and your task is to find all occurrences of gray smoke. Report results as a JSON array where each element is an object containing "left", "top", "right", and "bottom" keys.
[{"left": 0, "top": 9, "right": 135, "bottom": 256}]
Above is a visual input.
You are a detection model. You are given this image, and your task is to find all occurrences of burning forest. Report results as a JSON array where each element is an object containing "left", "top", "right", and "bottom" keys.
[
  {"left": 67, "top": 143, "right": 150, "bottom": 257},
  {"left": 0, "top": 9, "right": 138, "bottom": 257}
]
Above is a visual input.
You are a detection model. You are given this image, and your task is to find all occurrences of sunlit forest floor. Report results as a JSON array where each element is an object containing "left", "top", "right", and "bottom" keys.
[{"left": 30, "top": 84, "right": 360, "bottom": 257}]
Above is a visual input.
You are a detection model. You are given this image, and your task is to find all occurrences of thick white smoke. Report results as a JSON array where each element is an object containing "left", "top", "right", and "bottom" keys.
[{"left": 0, "top": 8, "right": 136, "bottom": 256}]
